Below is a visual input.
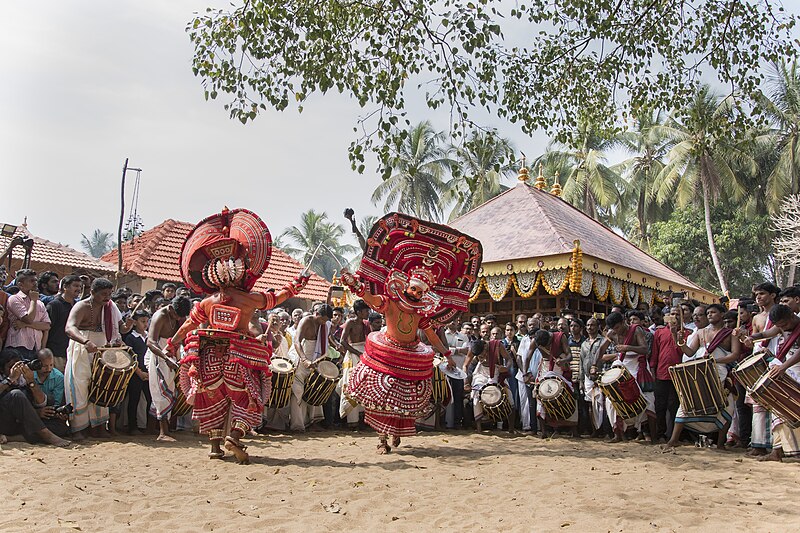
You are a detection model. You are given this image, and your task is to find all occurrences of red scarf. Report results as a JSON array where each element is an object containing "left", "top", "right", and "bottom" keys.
[
  {"left": 318, "top": 322, "right": 327, "bottom": 355},
  {"left": 486, "top": 339, "right": 501, "bottom": 377},
  {"left": 104, "top": 301, "right": 115, "bottom": 343},
  {"left": 776, "top": 324, "right": 800, "bottom": 362},
  {"left": 548, "top": 331, "right": 571, "bottom": 381},
  {"left": 617, "top": 324, "right": 653, "bottom": 387},
  {"left": 761, "top": 318, "right": 773, "bottom": 349},
  {"left": 706, "top": 327, "right": 732, "bottom": 354}
]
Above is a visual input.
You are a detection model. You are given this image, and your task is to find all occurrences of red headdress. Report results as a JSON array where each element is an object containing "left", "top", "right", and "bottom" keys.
[
  {"left": 180, "top": 208, "right": 272, "bottom": 295},
  {"left": 357, "top": 212, "right": 482, "bottom": 325}
]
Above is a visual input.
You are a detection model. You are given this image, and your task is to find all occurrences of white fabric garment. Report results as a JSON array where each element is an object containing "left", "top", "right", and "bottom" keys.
[
  {"left": 338, "top": 341, "right": 365, "bottom": 422},
  {"left": 604, "top": 349, "right": 654, "bottom": 432},
  {"left": 288, "top": 338, "right": 325, "bottom": 430},
  {"left": 64, "top": 331, "right": 109, "bottom": 432},
  {"left": 147, "top": 338, "right": 177, "bottom": 420}
]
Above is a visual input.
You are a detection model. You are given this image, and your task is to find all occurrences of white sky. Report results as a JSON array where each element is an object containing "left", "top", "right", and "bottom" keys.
[{"left": 0, "top": 1, "right": 794, "bottom": 253}]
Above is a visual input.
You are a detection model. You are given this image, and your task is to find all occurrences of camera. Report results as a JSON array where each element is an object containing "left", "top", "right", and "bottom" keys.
[
  {"left": 54, "top": 404, "right": 74, "bottom": 416},
  {"left": 25, "top": 359, "right": 43, "bottom": 371}
]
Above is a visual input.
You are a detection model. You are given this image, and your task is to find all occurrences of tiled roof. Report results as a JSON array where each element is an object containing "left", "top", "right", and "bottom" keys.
[
  {"left": 0, "top": 225, "right": 115, "bottom": 272},
  {"left": 450, "top": 182, "right": 708, "bottom": 293},
  {"left": 102, "top": 219, "right": 331, "bottom": 301}
]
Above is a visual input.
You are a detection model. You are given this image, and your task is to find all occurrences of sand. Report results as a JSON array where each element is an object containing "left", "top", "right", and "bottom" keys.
[{"left": 0, "top": 430, "right": 796, "bottom": 533}]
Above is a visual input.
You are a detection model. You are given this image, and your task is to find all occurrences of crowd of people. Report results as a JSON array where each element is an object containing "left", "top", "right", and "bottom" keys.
[{"left": 2, "top": 265, "right": 799, "bottom": 465}]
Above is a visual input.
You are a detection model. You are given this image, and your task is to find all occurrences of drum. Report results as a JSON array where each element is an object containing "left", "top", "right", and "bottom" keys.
[
  {"left": 88, "top": 347, "right": 137, "bottom": 407},
  {"left": 267, "top": 356, "right": 296, "bottom": 409},
  {"left": 479, "top": 383, "right": 512, "bottom": 422},
  {"left": 599, "top": 366, "right": 647, "bottom": 420},
  {"left": 173, "top": 375, "right": 193, "bottom": 417},
  {"left": 749, "top": 372, "right": 800, "bottom": 428},
  {"left": 669, "top": 357, "right": 726, "bottom": 417},
  {"left": 430, "top": 357, "right": 450, "bottom": 404},
  {"left": 536, "top": 376, "right": 576, "bottom": 420},
  {"left": 733, "top": 351, "right": 770, "bottom": 390},
  {"left": 302, "top": 359, "right": 340, "bottom": 406}
]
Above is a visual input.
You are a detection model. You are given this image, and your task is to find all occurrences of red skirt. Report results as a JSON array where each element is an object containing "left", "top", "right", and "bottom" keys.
[{"left": 346, "top": 333, "right": 434, "bottom": 437}]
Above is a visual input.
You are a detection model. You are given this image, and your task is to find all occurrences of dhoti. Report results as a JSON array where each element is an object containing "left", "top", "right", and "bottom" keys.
[
  {"left": 605, "top": 357, "right": 655, "bottom": 432},
  {"left": 64, "top": 331, "right": 109, "bottom": 432},
  {"left": 288, "top": 339, "right": 324, "bottom": 431},
  {"left": 584, "top": 376, "right": 605, "bottom": 430},
  {"left": 148, "top": 339, "right": 177, "bottom": 421},
  {"left": 338, "top": 341, "right": 365, "bottom": 424}
]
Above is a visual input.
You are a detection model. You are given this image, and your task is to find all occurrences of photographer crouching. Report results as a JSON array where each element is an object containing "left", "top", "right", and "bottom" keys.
[{"left": 0, "top": 348, "right": 71, "bottom": 447}]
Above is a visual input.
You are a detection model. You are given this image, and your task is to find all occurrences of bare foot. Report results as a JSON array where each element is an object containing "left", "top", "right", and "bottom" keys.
[
  {"left": 391, "top": 436, "right": 401, "bottom": 448},
  {"left": 0, "top": 434, "right": 7, "bottom": 444},
  {"left": 660, "top": 442, "right": 679, "bottom": 453},
  {"left": 758, "top": 450, "right": 783, "bottom": 462},
  {"left": 224, "top": 436, "right": 250, "bottom": 464},
  {"left": 608, "top": 435, "right": 624, "bottom": 443},
  {"left": 156, "top": 434, "right": 177, "bottom": 442},
  {"left": 40, "top": 431, "right": 71, "bottom": 447},
  {"left": 71, "top": 431, "right": 86, "bottom": 441},
  {"left": 376, "top": 442, "right": 391, "bottom": 454}
]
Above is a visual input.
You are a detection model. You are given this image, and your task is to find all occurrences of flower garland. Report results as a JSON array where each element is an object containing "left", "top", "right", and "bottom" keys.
[
  {"left": 512, "top": 271, "right": 540, "bottom": 298},
  {"left": 580, "top": 270, "right": 593, "bottom": 296},
  {"left": 541, "top": 268, "right": 570, "bottom": 295},
  {"left": 593, "top": 273, "right": 609, "bottom": 301},
  {"left": 485, "top": 274, "right": 512, "bottom": 301},
  {"left": 568, "top": 240, "right": 583, "bottom": 293},
  {"left": 609, "top": 278, "right": 624, "bottom": 305}
]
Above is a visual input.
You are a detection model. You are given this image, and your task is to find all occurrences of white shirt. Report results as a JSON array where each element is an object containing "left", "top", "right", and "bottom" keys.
[{"left": 445, "top": 329, "right": 469, "bottom": 367}]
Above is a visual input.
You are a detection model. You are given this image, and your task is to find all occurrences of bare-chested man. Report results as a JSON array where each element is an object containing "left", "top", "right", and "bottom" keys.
[
  {"left": 64, "top": 278, "right": 127, "bottom": 439},
  {"left": 289, "top": 304, "right": 335, "bottom": 432},
  {"left": 338, "top": 299, "right": 371, "bottom": 428},
  {"left": 146, "top": 296, "right": 192, "bottom": 442},
  {"left": 663, "top": 304, "right": 741, "bottom": 451}
]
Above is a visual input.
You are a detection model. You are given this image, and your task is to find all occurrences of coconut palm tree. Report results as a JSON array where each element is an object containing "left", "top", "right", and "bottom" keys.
[
  {"left": 654, "top": 86, "right": 756, "bottom": 294},
  {"left": 442, "top": 131, "right": 516, "bottom": 221},
  {"left": 754, "top": 60, "right": 800, "bottom": 211},
  {"left": 81, "top": 229, "right": 115, "bottom": 258},
  {"left": 613, "top": 110, "right": 673, "bottom": 248},
  {"left": 534, "top": 119, "right": 621, "bottom": 220},
  {"left": 280, "top": 210, "right": 358, "bottom": 281},
  {"left": 371, "top": 121, "right": 452, "bottom": 222}
]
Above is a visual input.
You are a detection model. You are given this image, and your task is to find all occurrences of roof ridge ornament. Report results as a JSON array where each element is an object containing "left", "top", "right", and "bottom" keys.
[
  {"left": 550, "top": 177, "right": 562, "bottom": 196},
  {"left": 517, "top": 155, "right": 529, "bottom": 183},
  {"left": 533, "top": 163, "right": 547, "bottom": 190}
]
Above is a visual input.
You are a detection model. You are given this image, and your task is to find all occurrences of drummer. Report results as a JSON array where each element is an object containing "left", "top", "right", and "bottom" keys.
[
  {"left": 530, "top": 329, "right": 577, "bottom": 437},
  {"left": 338, "top": 299, "right": 371, "bottom": 429},
  {"left": 463, "top": 327, "right": 514, "bottom": 432},
  {"left": 664, "top": 303, "right": 741, "bottom": 451},
  {"left": 598, "top": 312, "right": 657, "bottom": 443},
  {"left": 751, "top": 304, "right": 800, "bottom": 462},
  {"left": 64, "top": 278, "right": 127, "bottom": 440},
  {"left": 288, "top": 304, "right": 334, "bottom": 432}
]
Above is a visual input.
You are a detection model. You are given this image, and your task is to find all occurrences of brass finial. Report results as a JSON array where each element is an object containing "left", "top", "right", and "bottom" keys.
[
  {"left": 534, "top": 163, "right": 547, "bottom": 190},
  {"left": 516, "top": 155, "right": 529, "bottom": 182},
  {"left": 550, "top": 177, "right": 562, "bottom": 196}
]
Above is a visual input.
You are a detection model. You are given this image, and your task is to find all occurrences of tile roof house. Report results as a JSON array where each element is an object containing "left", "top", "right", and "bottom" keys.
[
  {"left": 102, "top": 219, "right": 331, "bottom": 304},
  {"left": 449, "top": 168, "right": 716, "bottom": 321},
  {"left": 0, "top": 223, "right": 116, "bottom": 278}
]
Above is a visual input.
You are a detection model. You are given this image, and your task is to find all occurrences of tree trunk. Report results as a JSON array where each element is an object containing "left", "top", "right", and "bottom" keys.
[
  {"left": 702, "top": 180, "right": 728, "bottom": 295},
  {"left": 788, "top": 263, "right": 796, "bottom": 287}
]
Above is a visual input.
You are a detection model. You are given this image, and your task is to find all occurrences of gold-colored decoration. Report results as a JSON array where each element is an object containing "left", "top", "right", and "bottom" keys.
[
  {"left": 609, "top": 278, "right": 624, "bottom": 304},
  {"left": 469, "top": 277, "right": 486, "bottom": 303},
  {"left": 534, "top": 164, "right": 547, "bottom": 190},
  {"left": 568, "top": 240, "right": 582, "bottom": 293},
  {"left": 517, "top": 155, "right": 529, "bottom": 183},
  {"left": 485, "top": 274, "right": 512, "bottom": 301},
  {"left": 550, "top": 179, "right": 563, "bottom": 197},
  {"left": 593, "top": 272, "right": 609, "bottom": 301},
  {"left": 541, "top": 268, "right": 570, "bottom": 295},
  {"left": 512, "top": 271, "right": 540, "bottom": 298}
]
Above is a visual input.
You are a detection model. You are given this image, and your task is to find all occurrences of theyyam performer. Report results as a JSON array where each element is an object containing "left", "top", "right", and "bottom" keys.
[
  {"left": 167, "top": 208, "right": 310, "bottom": 464},
  {"left": 340, "top": 212, "right": 482, "bottom": 454}
]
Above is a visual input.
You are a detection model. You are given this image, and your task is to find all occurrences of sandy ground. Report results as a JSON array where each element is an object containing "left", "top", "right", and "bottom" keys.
[{"left": 0, "top": 429, "right": 796, "bottom": 533}]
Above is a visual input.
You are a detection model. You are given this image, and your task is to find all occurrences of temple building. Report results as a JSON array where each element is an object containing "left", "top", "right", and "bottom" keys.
[{"left": 449, "top": 167, "right": 716, "bottom": 323}]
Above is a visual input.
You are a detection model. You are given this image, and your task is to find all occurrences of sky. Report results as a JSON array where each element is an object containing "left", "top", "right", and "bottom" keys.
[{"left": 0, "top": 1, "right": 795, "bottom": 255}]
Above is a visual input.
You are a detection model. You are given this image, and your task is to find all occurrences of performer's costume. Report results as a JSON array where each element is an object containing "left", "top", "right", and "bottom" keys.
[
  {"left": 172, "top": 208, "right": 307, "bottom": 454},
  {"left": 344, "top": 212, "right": 482, "bottom": 438}
]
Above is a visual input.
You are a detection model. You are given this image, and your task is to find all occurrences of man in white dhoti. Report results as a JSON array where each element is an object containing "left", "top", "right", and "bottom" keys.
[
  {"left": 64, "top": 278, "right": 125, "bottom": 440},
  {"left": 289, "top": 305, "right": 333, "bottom": 431},
  {"left": 580, "top": 317, "right": 605, "bottom": 436},
  {"left": 338, "top": 300, "right": 371, "bottom": 428},
  {"left": 664, "top": 304, "right": 741, "bottom": 450},
  {"left": 146, "top": 296, "right": 192, "bottom": 442}
]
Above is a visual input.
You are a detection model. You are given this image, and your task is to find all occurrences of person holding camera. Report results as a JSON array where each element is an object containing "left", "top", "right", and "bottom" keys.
[
  {"left": 33, "top": 348, "right": 71, "bottom": 438},
  {"left": 5, "top": 269, "right": 51, "bottom": 361},
  {"left": 0, "top": 348, "right": 70, "bottom": 446}
]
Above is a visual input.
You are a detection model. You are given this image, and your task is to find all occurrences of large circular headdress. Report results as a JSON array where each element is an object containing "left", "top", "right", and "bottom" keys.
[
  {"left": 357, "top": 212, "right": 482, "bottom": 325},
  {"left": 180, "top": 208, "right": 272, "bottom": 294}
]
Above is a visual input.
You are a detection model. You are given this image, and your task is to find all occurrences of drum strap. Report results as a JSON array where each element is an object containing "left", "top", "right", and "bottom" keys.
[
  {"left": 706, "top": 327, "right": 732, "bottom": 354},
  {"left": 103, "top": 301, "right": 114, "bottom": 343},
  {"left": 487, "top": 340, "right": 500, "bottom": 377},
  {"left": 776, "top": 325, "right": 800, "bottom": 362}
]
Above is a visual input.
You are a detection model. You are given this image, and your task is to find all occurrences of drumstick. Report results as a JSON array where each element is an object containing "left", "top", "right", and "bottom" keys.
[{"left": 129, "top": 297, "right": 146, "bottom": 315}]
